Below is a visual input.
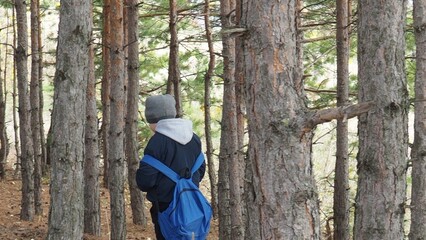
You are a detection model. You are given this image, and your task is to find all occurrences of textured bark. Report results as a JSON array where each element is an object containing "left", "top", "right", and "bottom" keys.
[
  {"left": 333, "top": 0, "right": 350, "bottom": 238},
  {"left": 409, "top": 1, "right": 426, "bottom": 239},
  {"left": 0, "top": 10, "right": 12, "bottom": 175},
  {"left": 203, "top": 0, "right": 218, "bottom": 222},
  {"left": 102, "top": 0, "right": 111, "bottom": 189},
  {"left": 241, "top": 0, "right": 320, "bottom": 238},
  {"left": 37, "top": 0, "right": 47, "bottom": 175},
  {"left": 354, "top": 0, "right": 408, "bottom": 239},
  {"left": 46, "top": 0, "right": 91, "bottom": 238},
  {"left": 84, "top": 6, "right": 101, "bottom": 235},
  {"left": 15, "top": 0, "right": 35, "bottom": 221},
  {"left": 108, "top": 0, "right": 126, "bottom": 237},
  {"left": 0, "top": 57, "right": 6, "bottom": 180},
  {"left": 235, "top": 0, "right": 247, "bottom": 232},
  {"left": 125, "top": 0, "right": 147, "bottom": 226},
  {"left": 12, "top": 7, "right": 21, "bottom": 177},
  {"left": 167, "top": 0, "right": 182, "bottom": 117},
  {"left": 219, "top": 0, "right": 243, "bottom": 239},
  {"left": 30, "top": 0, "right": 43, "bottom": 216}
]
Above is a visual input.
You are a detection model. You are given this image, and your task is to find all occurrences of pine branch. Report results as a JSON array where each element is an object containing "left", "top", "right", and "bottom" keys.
[{"left": 303, "top": 101, "right": 374, "bottom": 130}]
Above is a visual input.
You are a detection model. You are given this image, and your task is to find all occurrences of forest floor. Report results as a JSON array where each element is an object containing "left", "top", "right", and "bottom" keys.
[{"left": 0, "top": 167, "right": 219, "bottom": 240}]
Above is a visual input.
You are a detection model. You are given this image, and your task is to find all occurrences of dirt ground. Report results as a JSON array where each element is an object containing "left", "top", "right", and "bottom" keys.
[{"left": 0, "top": 168, "right": 218, "bottom": 240}]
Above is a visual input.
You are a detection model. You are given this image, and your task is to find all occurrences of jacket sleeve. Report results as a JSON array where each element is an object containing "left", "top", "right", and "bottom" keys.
[
  {"left": 198, "top": 159, "right": 206, "bottom": 181},
  {"left": 136, "top": 159, "right": 159, "bottom": 192}
]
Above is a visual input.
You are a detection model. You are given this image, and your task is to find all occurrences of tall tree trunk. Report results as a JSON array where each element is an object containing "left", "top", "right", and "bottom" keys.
[
  {"left": 0, "top": 54, "right": 6, "bottom": 180},
  {"left": 108, "top": 0, "right": 126, "bottom": 238},
  {"left": 30, "top": 0, "right": 43, "bottom": 216},
  {"left": 241, "top": 0, "right": 320, "bottom": 238},
  {"left": 354, "top": 0, "right": 408, "bottom": 239},
  {"left": 333, "top": 0, "right": 350, "bottom": 239},
  {"left": 125, "top": 0, "right": 147, "bottom": 226},
  {"left": 15, "top": 0, "right": 35, "bottom": 221},
  {"left": 0, "top": 8, "right": 12, "bottom": 178},
  {"left": 12, "top": 5, "right": 21, "bottom": 177},
  {"left": 409, "top": 1, "right": 426, "bottom": 239},
  {"left": 37, "top": 0, "right": 47, "bottom": 175},
  {"left": 12, "top": 6, "right": 21, "bottom": 176},
  {"left": 234, "top": 0, "right": 247, "bottom": 229},
  {"left": 84, "top": 4, "right": 101, "bottom": 236},
  {"left": 204, "top": 0, "right": 218, "bottom": 222},
  {"left": 46, "top": 0, "right": 91, "bottom": 238},
  {"left": 102, "top": 0, "right": 111, "bottom": 189},
  {"left": 167, "top": 0, "right": 182, "bottom": 117},
  {"left": 219, "top": 0, "right": 244, "bottom": 239}
]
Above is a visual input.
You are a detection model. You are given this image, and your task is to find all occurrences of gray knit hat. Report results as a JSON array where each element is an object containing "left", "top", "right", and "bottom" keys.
[{"left": 145, "top": 94, "right": 177, "bottom": 124}]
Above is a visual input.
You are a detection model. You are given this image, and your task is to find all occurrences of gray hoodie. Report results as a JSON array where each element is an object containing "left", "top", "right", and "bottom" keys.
[{"left": 155, "top": 118, "right": 194, "bottom": 145}]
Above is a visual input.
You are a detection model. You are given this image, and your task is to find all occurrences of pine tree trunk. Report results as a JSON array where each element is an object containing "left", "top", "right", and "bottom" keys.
[
  {"left": 37, "top": 0, "right": 47, "bottom": 175},
  {"left": 354, "top": 0, "right": 408, "bottom": 239},
  {"left": 219, "top": 0, "right": 244, "bottom": 239},
  {"left": 102, "top": 0, "right": 111, "bottom": 189},
  {"left": 234, "top": 0, "right": 247, "bottom": 231},
  {"left": 46, "top": 0, "right": 91, "bottom": 238},
  {"left": 241, "top": 0, "right": 320, "bottom": 238},
  {"left": 167, "top": 0, "right": 182, "bottom": 117},
  {"left": 0, "top": 59, "right": 6, "bottom": 180},
  {"left": 108, "top": 0, "right": 126, "bottom": 237},
  {"left": 15, "top": 0, "right": 35, "bottom": 221},
  {"left": 0, "top": 10, "right": 12, "bottom": 179},
  {"left": 84, "top": 5, "right": 101, "bottom": 235},
  {"left": 125, "top": 0, "right": 146, "bottom": 226},
  {"left": 333, "top": 0, "right": 350, "bottom": 239},
  {"left": 12, "top": 7, "right": 21, "bottom": 177},
  {"left": 30, "top": 0, "right": 43, "bottom": 216},
  {"left": 409, "top": 1, "right": 426, "bottom": 239},
  {"left": 204, "top": 0, "right": 219, "bottom": 222}
]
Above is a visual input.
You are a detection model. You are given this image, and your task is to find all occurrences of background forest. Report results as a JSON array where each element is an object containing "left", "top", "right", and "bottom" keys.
[{"left": 0, "top": 0, "right": 424, "bottom": 239}]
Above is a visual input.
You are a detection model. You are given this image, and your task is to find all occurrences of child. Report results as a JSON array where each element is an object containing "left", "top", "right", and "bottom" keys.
[{"left": 136, "top": 94, "right": 206, "bottom": 240}]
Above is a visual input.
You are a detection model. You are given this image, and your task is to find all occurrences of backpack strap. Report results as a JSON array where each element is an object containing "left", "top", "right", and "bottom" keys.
[
  {"left": 142, "top": 152, "right": 205, "bottom": 182},
  {"left": 142, "top": 155, "right": 180, "bottom": 183},
  {"left": 191, "top": 153, "right": 205, "bottom": 175}
]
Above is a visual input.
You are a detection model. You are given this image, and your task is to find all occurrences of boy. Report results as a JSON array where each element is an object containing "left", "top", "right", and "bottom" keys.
[{"left": 136, "top": 94, "right": 206, "bottom": 240}]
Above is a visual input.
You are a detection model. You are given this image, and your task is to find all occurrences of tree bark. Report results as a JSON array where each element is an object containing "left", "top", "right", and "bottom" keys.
[
  {"left": 409, "top": 0, "right": 426, "bottom": 239},
  {"left": 37, "top": 0, "right": 47, "bottom": 175},
  {"left": 11, "top": 7, "right": 21, "bottom": 177},
  {"left": 15, "top": 0, "right": 35, "bottom": 221},
  {"left": 46, "top": 0, "right": 91, "bottom": 238},
  {"left": 334, "top": 0, "right": 350, "bottom": 237},
  {"left": 102, "top": 0, "right": 111, "bottom": 189},
  {"left": 108, "top": 0, "right": 127, "bottom": 237},
  {"left": 354, "top": 0, "right": 408, "bottom": 239},
  {"left": 30, "top": 0, "right": 43, "bottom": 216},
  {"left": 167, "top": 0, "right": 182, "bottom": 117},
  {"left": 84, "top": 5, "right": 101, "bottom": 235},
  {"left": 241, "top": 1, "right": 320, "bottom": 238},
  {"left": 125, "top": 0, "right": 147, "bottom": 226},
  {"left": 0, "top": 55, "right": 6, "bottom": 180},
  {"left": 219, "top": 0, "right": 244, "bottom": 239}
]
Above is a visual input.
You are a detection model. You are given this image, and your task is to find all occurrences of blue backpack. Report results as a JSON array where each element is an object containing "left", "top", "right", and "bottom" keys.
[{"left": 142, "top": 153, "right": 212, "bottom": 240}]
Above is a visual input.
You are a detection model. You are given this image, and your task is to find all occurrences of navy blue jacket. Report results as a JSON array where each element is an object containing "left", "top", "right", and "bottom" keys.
[{"left": 136, "top": 121, "right": 205, "bottom": 203}]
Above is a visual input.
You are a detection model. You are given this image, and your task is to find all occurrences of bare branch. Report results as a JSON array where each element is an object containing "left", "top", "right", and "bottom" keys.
[{"left": 303, "top": 101, "right": 374, "bottom": 130}]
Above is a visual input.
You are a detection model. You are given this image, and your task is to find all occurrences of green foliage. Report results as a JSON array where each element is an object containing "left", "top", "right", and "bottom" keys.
[
  {"left": 137, "top": 0, "right": 223, "bottom": 145},
  {"left": 302, "top": 0, "right": 360, "bottom": 110},
  {"left": 0, "top": 0, "right": 13, "bottom": 8}
]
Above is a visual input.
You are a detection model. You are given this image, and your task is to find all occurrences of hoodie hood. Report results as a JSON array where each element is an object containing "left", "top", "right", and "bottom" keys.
[{"left": 155, "top": 118, "right": 194, "bottom": 145}]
